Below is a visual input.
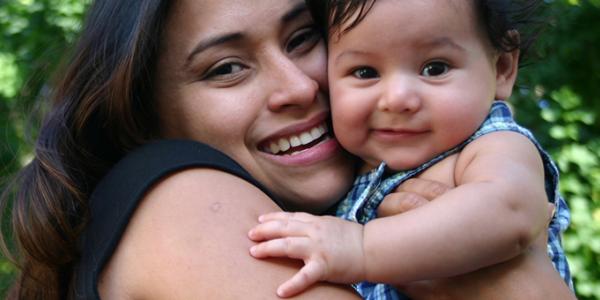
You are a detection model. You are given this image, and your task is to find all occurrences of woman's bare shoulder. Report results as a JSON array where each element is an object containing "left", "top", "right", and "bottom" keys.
[{"left": 98, "top": 168, "right": 359, "bottom": 299}]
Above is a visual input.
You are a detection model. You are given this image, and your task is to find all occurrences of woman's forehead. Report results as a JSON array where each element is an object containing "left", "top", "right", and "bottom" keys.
[
  {"left": 160, "top": 0, "right": 308, "bottom": 67},
  {"left": 167, "top": 0, "right": 305, "bottom": 35}
]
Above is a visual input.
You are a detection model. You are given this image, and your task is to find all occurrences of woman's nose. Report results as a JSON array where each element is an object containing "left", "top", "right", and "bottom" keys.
[
  {"left": 377, "top": 76, "right": 422, "bottom": 113},
  {"left": 267, "top": 54, "right": 319, "bottom": 111}
]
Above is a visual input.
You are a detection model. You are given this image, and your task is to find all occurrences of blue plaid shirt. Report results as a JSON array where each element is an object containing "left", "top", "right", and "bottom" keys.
[{"left": 335, "top": 101, "right": 573, "bottom": 300}]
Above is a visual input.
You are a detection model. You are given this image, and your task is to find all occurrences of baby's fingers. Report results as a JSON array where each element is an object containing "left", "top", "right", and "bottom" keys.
[
  {"left": 259, "top": 211, "right": 317, "bottom": 223},
  {"left": 249, "top": 237, "right": 311, "bottom": 260},
  {"left": 248, "top": 219, "right": 308, "bottom": 241},
  {"left": 277, "top": 260, "right": 325, "bottom": 298}
]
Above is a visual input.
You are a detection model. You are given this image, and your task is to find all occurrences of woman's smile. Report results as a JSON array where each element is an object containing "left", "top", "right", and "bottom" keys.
[{"left": 155, "top": 0, "right": 354, "bottom": 211}]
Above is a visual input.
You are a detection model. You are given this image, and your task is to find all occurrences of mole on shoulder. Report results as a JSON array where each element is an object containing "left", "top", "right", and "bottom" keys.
[{"left": 210, "top": 202, "right": 222, "bottom": 213}]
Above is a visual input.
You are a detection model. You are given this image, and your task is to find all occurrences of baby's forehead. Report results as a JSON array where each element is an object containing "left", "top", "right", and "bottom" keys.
[
  {"left": 334, "top": 1, "right": 476, "bottom": 25},
  {"left": 327, "top": 0, "right": 485, "bottom": 49}
]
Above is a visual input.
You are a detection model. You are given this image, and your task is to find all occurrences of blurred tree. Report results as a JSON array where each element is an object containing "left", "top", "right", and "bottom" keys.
[
  {"left": 513, "top": 0, "right": 600, "bottom": 299},
  {"left": 0, "top": 0, "right": 89, "bottom": 295},
  {"left": 0, "top": 0, "right": 598, "bottom": 299}
]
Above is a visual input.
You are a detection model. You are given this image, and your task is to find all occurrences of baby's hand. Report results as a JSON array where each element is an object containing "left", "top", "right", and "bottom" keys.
[
  {"left": 379, "top": 178, "right": 452, "bottom": 217},
  {"left": 248, "top": 212, "right": 365, "bottom": 298}
]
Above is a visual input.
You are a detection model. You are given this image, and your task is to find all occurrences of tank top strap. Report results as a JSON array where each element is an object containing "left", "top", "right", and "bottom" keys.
[{"left": 73, "top": 139, "right": 280, "bottom": 299}]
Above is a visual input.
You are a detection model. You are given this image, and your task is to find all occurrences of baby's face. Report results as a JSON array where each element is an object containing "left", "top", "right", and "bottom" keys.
[{"left": 328, "top": 0, "right": 506, "bottom": 171}]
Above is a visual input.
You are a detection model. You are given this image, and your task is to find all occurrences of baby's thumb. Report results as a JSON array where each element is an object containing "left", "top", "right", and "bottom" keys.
[{"left": 277, "top": 261, "right": 323, "bottom": 298}]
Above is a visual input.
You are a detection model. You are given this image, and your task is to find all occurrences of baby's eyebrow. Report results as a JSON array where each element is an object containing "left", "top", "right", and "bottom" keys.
[
  {"left": 334, "top": 49, "right": 370, "bottom": 64},
  {"left": 418, "top": 37, "right": 466, "bottom": 52}
]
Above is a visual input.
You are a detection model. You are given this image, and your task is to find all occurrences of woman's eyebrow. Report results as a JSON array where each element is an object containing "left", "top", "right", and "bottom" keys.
[
  {"left": 282, "top": 2, "right": 308, "bottom": 24},
  {"left": 185, "top": 2, "right": 307, "bottom": 67},
  {"left": 186, "top": 32, "right": 244, "bottom": 65}
]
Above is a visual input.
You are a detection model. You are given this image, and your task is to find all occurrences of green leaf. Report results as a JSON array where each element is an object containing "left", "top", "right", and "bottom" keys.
[{"left": 0, "top": 52, "right": 20, "bottom": 99}]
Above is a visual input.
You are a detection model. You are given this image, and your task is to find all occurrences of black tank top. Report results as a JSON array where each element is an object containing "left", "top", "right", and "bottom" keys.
[{"left": 72, "top": 140, "right": 280, "bottom": 299}]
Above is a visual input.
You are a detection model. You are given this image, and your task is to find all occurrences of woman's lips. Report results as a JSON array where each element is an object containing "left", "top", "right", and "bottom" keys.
[
  {"left": 261, "top": 136, "right": 342, "bottom": 167},
  {"left": 258, "top": 112, "right": 329, "bottom": 154},
  {"left": 258, "top": 114, "right": 343, "bottom": 166},
  {"left": 261, "top": 122, "right": 328, "bottom": 155}
]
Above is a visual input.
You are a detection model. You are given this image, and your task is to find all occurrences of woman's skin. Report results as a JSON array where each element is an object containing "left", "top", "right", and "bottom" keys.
[
  {"left": 154, "top": 0, "right": 355, "bottom": 214},
  {"left": 99, "top": 0, "right": 357, "bottom": 298},
  {"left": 96, "top": 0, "right": 574, "bottom": 298}
]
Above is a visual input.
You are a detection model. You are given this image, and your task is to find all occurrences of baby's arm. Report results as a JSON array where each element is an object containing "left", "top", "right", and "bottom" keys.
[
  {"left": 249, "top": 131, "right": 549, "bottom": 295},
  {"left": 247, "top": 179, "right": 456, "bottom": 298},
  {"left": 361, "top": 131, "right": 549, "bottom": 283}
]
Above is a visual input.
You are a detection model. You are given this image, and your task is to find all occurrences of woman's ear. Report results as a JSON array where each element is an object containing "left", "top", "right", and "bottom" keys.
[{"left": 494, "top": 49, "right": 520, "bottom": 100}]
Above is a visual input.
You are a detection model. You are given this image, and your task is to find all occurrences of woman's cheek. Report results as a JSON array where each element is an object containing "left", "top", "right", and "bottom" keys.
[{"left": 301, "top": 43, "right": 328, "bottom": 90}]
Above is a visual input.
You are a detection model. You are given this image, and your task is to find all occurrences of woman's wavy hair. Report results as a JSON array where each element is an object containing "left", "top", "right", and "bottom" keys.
[
  {"left": 306, "top": 0, "right": 545, "bottom": 62},
  {"left": 0, "top": 0, "right": 172, "bottom": 298}
]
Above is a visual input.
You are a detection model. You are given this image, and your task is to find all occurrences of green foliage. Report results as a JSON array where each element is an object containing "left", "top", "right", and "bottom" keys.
[
  {"left": 0, "top": 0, "right": 89, "bottom": 296},
  {"left": 0, "top": 0, "right": 598, "bottom": 298},
  {"left": 512, "top": 1, "right": 600, "bottom": 298},
  {"left": 0, "top": 0, "right": 87, "bottom": 172}
]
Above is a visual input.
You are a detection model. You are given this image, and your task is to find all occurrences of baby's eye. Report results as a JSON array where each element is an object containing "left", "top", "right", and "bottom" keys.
[
  {"left": 421, "top": 61, "right": 449, "bottom": 77},
  {"left": 352, "top": 67, "right": 379, "bottom": 79},
  {"left": 203, "top": 62, "right": 247, "bottom": 80}
]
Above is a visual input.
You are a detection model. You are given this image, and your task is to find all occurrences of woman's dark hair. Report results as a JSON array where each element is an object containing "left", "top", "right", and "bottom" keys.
[
  {"left": 0, "top": 0, "right": 172, "bottom": 298},
  {"left": 306, "top": 0, "right": 544, "bottom": 61}
]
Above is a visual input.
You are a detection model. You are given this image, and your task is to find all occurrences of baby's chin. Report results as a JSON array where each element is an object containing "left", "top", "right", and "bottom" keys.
[
  {"left": 382, "top": 155, "right": 438, "bottom": 173},
  {"left": 356, "top": 144, "right": 447, "bottom": 174}
]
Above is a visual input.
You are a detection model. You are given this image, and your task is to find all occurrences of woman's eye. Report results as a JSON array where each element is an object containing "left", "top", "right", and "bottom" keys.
[
  {"left": 352, "top": 67, "right": 379, "bottom": 79},
  {"left": 286, "top": 26, "right": 320, "bottom": 53},
  {"left": 421, "top": 62, "right": 450, "bottom": 77},
  {"left": 203, "top": 62, "right": 246, "bottom": 80}
]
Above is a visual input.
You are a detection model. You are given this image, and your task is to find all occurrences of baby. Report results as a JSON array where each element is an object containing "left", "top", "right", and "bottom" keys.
[{"left": 249, "top": 0, "right": 572, "bottom": 298}]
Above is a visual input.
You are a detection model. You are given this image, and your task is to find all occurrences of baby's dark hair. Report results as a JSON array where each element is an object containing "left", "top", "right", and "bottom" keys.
[{"left": 306, "top": 0, "right": 544, "bottom": 62}]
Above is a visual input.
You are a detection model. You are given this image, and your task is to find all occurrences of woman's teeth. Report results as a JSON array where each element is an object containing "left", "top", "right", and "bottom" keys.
[{"left": 266, "top": 124, "right": 328, "bottom": 155}]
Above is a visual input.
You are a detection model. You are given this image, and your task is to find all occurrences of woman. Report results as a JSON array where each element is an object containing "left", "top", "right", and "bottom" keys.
[{"left": 1, "top": 0, "right": 573, "bottom": 299}]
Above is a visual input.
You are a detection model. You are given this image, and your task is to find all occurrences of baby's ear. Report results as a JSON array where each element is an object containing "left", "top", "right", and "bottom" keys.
[{"left": 494, "top": 48, "right": 520, "bottom": 101}]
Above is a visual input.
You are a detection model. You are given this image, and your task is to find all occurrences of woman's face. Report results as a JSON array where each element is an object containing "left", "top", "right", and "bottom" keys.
[{"left": 155, "top": 0, "right": 355, "bottom": 213}]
